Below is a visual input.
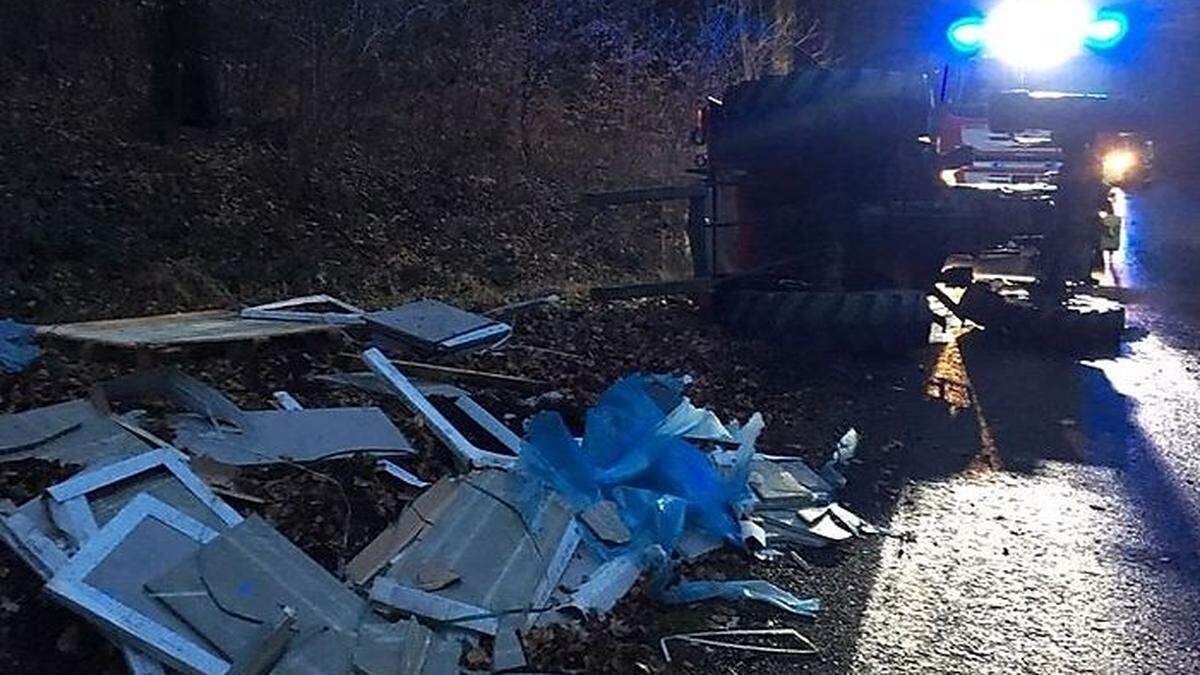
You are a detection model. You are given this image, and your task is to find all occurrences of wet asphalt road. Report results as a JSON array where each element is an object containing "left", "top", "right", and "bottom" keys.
[{"left": 850, "top": 181, "right": 1200, "bottom": 674}]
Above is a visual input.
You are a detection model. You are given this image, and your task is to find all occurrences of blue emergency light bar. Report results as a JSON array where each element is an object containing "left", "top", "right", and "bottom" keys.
[{"left": 948, "top": 1, "right": 1129, "bottom": 68}]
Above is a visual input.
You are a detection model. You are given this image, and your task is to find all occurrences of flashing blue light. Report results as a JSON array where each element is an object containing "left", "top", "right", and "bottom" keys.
[
  {"left": 947, "top": 4, "right": 1131, "bottom": 67},
  {"left": 1086, "top": 11, "right": 1129, "bottom": 50},
  {"left": 948, "top": 17, "right": 986, "bottom": 53}
]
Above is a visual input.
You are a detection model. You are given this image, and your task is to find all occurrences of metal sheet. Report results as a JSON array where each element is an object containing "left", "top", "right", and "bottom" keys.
[
  {"left": 147, "top": 516, "right": 365, "bottom": 671},
  {"left": 346, "top": 479, "right": 460, "bottom": 587},
  {"left": 364, "top": 300, "right": 511, "bottom": 353},
  {"left": 352, "top": 618, "right": 461, "bottom": 675},
  {"left": 172, "top": 407, "right": 414, "bottom": 466},
  {"left": 0, "top": 399, "right": 152, "bottom": 467},
  {"left": 372, "top": 470, "right": 579, "bottom": 634},
  {"left": 99, "top": 369, "right": 413, "bottom": 465},
  {"left": 37, "top": 310, "right": 336, "bottom": 348}
]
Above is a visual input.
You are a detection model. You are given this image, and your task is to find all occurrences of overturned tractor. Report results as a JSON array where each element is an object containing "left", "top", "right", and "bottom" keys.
[{"left": 691, "top": 68, "right": 1138, "bottom": 353}]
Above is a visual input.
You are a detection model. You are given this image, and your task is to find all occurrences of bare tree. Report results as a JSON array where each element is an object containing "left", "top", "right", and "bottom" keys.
[{"left": 732, "top": 0, "right": 829, "bottom": 80}]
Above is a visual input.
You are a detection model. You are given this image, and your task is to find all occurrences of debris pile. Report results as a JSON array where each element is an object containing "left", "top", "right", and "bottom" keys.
[{"left": 0, "top": 296, "right": 879, "bottom": 673}]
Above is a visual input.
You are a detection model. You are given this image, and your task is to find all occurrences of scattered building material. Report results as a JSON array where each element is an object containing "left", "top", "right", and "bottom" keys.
[
  {"left": 659, "top": 628, "right": 818, "bottom": 663},
  {"left": 0, "top": 318, "right": 40, "bottom": 373},
  {"left": 317, "top": 371, "right": 522, "bottom": 456},
  {"left": 271, "top": 391, "right": 303, "bottom": 411},
  {"left": 239, "top": 294, "right": 367, "bottom": 326},
  {"left": 578, "top": 500, "right": 631, "bottom": 546},
  {"left": 492, "top": 616, "right": 529, "bottom": 672},
  {"left": 352, "top": 618, "right": 461, "bottom": 675},
  {"left": 363, "top": 348, "right": 516, "bottom": 470},
  {"left": 561, "top": 553, "right": 645, "bottom": 615},
  {"left": 367, "top": 470, "right": 580, "bottom": 636},
  {"left": 0, "top": 399, "right": 153, "bottom": 467},
  {"left": 378, "top": 460, "right": 431, "bottom": 490},
  {"left": 366, "top": 300, "right": 512, "bottom": 354},
  {"left": 147, "top": 515, "right": 421, "bottom": 675},
  {"left": 346, "top": 479, "right": 460, "bottom": 587},
  {"left": 45, "top": 494, "right": 230, "bottom": 675},
  {"left": 97, "top": 368, "right": 414, "bottom": 465},
  {"left": 45, "top": 448, "right": 243, "bottom": 542},
  {"left": 749, "top": 458, "right": 831, "bottom": 506},
  {"left": 0, "top": 497, "right": 72, "bottom": 579},
  {"left": 37, "top": 309, "right": 339, "bottom": 350},
  {"left": 172, "top": 407, "right": 413, "bottom": 466}
]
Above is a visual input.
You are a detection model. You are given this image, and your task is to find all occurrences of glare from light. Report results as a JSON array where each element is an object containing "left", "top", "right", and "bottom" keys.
[
  {"left": 940, "top": 169, "right": 960, "bottom": 187},
  {"left": 1086, "top": 11, "right": 1130, "bottom": 49},
  {"left": 948, "top": 17, "right": 986, "bottom": 52},
  {"left": 1103, "top": 149, "right": 1137, "bottom": 182},
  {"left": 984, "top": 0, "right": 1094, "bottom": 70}
]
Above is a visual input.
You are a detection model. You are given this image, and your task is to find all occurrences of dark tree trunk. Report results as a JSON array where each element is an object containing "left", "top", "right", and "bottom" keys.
[{"left": 149, "top": 0, "right": 219, "bottom": 142}]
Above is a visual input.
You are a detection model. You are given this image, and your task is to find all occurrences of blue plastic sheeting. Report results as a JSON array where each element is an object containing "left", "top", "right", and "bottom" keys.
[
  {"left": 656, "top": 579, "right": 822, "bottom": 618},
  {"left": 518, "top": 374, "right": 754, "bottom": 546},
  {"left": 0, "top": 320, "right": 40, "bottom": 374},
  {"left": 611, "top": 487, "right": 686, "bottom": 552}
]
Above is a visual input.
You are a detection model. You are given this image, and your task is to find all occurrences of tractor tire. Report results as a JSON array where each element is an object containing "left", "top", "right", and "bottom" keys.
[
  {"left": 716, "top": 289, "right": 933, "bottom": 354},
  {"left": 958, "top": 283, "right": 1125, "bottom": 354}
]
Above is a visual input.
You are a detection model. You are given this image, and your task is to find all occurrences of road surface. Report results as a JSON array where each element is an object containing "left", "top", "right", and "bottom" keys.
[{"left": 851, "top": 181, "right": 1200, "bottom": 674}]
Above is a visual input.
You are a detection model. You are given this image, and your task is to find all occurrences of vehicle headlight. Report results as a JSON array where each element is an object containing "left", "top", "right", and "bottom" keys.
[{"left": 1102, "top": 149, "right": 1137, "bottom": 182}]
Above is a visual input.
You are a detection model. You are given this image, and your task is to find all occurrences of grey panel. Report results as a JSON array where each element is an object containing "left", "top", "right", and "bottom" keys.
[
  {"left": 82, "top": 518, "right": 215, "bottom": 649},
  {"left": 352, "top": 617, "right": 460, "bottom": 675},
  {"left": 379, "top": 470, "right": 579, "bottom": 621},
  {"left": 147, "top": 516, "right": 379, "bottom": 674},
  {"left": 365, "top": 300, "right": 511, "bottom": 353},
  {"left": 171, "top": 408, "right": 413, "bottom": 465},
  {"left": 0, "top": 399, "right": 150, "bottom": 467}
]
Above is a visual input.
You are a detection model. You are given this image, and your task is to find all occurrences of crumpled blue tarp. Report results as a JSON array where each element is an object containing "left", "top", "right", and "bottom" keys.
[
  {"left": 655, "top": 579, "right": 822, "bottom": 618},
  {"left": 0, "top": 320, "right": 40, "bottom": 374},
  {"left": 519, "top": 374, "right": 754, "bottom": 546}
]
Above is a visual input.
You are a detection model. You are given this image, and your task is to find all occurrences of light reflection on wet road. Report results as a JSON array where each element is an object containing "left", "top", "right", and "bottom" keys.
[{"left": 852, "top": 182, "right": 1200, "bottom": 673}]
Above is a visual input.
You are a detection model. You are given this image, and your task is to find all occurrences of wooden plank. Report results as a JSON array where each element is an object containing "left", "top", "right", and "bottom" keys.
[{"left": 37, "top": 310, "right": 337, "bottom": 349}]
